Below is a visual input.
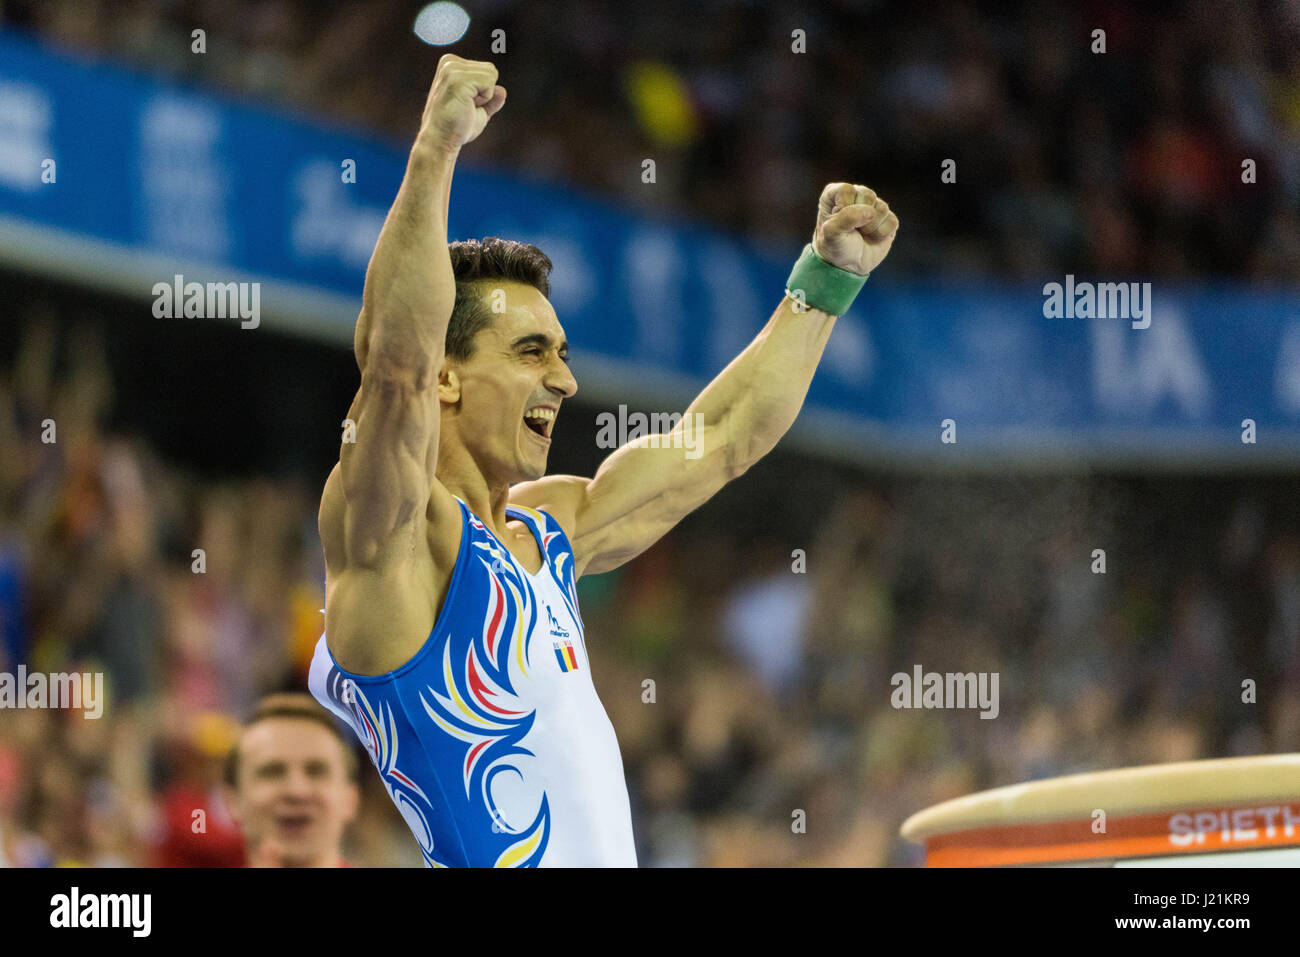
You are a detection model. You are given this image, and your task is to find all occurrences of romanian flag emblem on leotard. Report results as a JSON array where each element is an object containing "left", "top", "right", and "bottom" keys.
[{"left": 553, "top": 640, "right": 579, "bottom": 673}]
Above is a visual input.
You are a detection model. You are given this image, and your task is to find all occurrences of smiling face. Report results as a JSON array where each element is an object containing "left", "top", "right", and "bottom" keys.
[
  {"left": 227, "top": 717, "right": 359, "bottom": 867},
  {"left": 440, "top": 281, "right": 578, "bottom": 483}
]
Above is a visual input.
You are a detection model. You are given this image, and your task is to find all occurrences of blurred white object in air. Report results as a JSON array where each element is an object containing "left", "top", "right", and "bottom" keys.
[{"left": 413, "top": 3, "right": 471, "bottom": 46}]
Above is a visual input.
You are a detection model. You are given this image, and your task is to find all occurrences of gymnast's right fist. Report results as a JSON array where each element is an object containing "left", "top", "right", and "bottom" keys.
[{"left": 420, "top": 54, "right": 506, "bottom": 151}]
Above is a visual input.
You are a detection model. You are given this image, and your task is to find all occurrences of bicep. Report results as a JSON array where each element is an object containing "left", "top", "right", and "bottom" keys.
[{"left": 558, "top": 419, "right": 742, "bottom": 576}]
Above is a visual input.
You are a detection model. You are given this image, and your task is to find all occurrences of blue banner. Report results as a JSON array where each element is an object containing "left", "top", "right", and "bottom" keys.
[{"left": 2, "top": 29, "right": 1298, "bottom": 463}]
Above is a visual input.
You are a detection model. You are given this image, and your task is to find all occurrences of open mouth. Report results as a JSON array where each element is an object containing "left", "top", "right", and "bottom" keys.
[
  {"left": 276, "top": 813, "right": 314, "bottom": 838},
  {"left": 523, "top": 407, "right": 556, "bottom": 440}
]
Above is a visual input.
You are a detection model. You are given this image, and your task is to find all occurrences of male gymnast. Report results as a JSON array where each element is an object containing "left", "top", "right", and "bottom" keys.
[{"left": 309, "top": 54, "right": 899, "bottom": 867}]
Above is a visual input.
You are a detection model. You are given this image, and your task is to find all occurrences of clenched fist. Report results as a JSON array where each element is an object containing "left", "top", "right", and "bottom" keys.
[
  {"left": 812, "top": 183, "right": 899, "bottom": 276},
  {"left": 420, "top": 54, "right": 506, "bottom": 151}
]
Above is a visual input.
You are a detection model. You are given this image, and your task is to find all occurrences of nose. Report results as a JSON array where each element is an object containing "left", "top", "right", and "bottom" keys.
[
  {"left": 282, "top": 767, "right": 316, "bottom": 800},
  {"left": 547, "top": 357, "right": 578, "bottom": 399}
]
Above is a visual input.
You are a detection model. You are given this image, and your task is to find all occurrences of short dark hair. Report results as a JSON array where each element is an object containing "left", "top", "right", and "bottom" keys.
[
  {"left": 447, "top": 237, "right": 553, "bottom": 361},
  {"left": 224, "top": 692, "right": 359, "bottom": 787}
]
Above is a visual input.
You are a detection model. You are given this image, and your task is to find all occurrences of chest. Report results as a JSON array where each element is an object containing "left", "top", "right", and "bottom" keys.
[{"left": 502, "top": 524, "right": 545, "bottom": 577}]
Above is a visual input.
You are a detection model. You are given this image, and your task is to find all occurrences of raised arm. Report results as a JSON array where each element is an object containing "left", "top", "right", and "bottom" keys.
[
  {"left": 511, "top": 183, "right": 898, "bottom": 577},
  {"left": 331, "top": 55, "right": 506, "bottom": 570}
]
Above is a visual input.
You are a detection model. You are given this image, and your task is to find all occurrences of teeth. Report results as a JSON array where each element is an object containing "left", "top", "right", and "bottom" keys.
[{"left": 524, "top": 408, "right": 556, "bottom": 420}]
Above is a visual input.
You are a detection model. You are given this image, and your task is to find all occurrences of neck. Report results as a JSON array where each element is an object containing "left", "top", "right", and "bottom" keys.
[
  {"left": 435, "top": 441, "right": 515, "bottom": 535},
  {"left": 273, "top": 848, "right": 342, "bottom": 868}
]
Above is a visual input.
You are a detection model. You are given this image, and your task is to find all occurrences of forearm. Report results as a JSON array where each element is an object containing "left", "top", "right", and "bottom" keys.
[
  {"left": 355, "top": 135, "right": 460, "bottom": 375},
  {"left": 682, "top": 293, "right": 837, "bottom": 471},
  {"left": 569, "top": 184, "right": 895, "bottom": 575}
]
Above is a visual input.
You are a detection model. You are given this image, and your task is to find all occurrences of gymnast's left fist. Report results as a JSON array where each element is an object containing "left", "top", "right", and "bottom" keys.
[{"left": 812, "top": 182, "right": 899, "bottom": 276}]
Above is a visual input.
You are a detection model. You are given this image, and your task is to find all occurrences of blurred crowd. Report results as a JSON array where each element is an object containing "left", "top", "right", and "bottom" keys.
[
  {"left": 4, "top": 0, "right": 1300, "bottom": 280},
  {"left": 1, "top": 313, "right": 1296, "bottom": 867},
  {"left": 0, "top": 316, "right": 423, "bottom": 866},
  {"left": 2, "top": 0, "right": 1298, "bottom": 868}
]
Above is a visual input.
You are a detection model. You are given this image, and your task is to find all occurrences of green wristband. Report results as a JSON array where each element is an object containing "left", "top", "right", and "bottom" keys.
[{"left": 784, "top": 243, "right": 867, "bottom": 316}]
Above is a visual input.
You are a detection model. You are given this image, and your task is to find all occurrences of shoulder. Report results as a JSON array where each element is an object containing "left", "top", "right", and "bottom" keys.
[{"left": 507, "top": 474, "right": 589, "bottom": 543}]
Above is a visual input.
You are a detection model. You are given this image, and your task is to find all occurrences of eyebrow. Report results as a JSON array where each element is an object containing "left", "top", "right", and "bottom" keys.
[{"left": 511, "top": 334, "right": 569, "bottom": 354}]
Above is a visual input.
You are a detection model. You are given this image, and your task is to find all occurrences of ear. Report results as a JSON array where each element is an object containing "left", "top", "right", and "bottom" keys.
[
  {"left": 342, "top": 781, "right": 361, "bottom": 824},
  {"left": 438, "top": 359, "right": 461, "bottom": 405},
  {"left": 223, "top": 785, "right": 243, "bottom": 826}
]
